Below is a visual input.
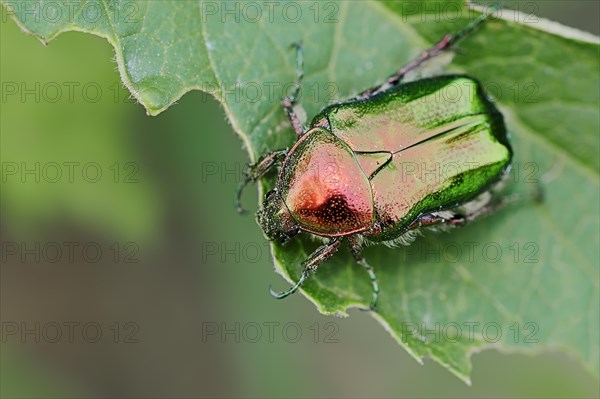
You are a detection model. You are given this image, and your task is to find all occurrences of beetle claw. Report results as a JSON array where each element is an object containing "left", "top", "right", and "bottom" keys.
[
  {"left": 268, "top": 285, "right": 286, "bottom": 299},
  {"left": 359, "top": 306, "right": 375, "bottom": 313},
  {"left": 269, "top": 269, "right": 310, "bottom": 299},
  {"left": 269, "top": 284, "right": 296, "bottom": 300},
  {"left": 234, "top": 196, "right": 248, "bottom": 215},
  {"left": 358, "top": 302, "right": 378, "bottom": 312}
]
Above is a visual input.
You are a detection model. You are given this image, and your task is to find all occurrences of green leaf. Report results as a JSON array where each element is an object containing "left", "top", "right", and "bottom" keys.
[{"left": 4, "top": 0, "right": 598, "bottom": 383}]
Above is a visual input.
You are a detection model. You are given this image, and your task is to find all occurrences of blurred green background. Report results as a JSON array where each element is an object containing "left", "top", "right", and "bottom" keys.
[{"left": 1, "top": 2, "right": 598, "bottom": 398}]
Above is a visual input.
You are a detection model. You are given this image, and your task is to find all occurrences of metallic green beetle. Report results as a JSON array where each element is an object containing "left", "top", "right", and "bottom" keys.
[{"left": 237, "top": 8, "right": 513, "bottom": 310}]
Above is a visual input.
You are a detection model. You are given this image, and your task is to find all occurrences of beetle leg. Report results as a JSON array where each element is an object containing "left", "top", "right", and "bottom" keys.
[
  {"left": 282, "top": 42, "right": 306, "bottom": 136},
  {"left": 356, "top": 4, "right": 501, "bottom": 99},
  {"left": 269, "top": 238, "right": 342, "bottom": 299},
  {"left": 458, "top": 189, "right": 543, "bottom": 224},
  {"left": 409, "top": 188, "right": 543, "bottom": 229},
  {"left": 282, "top": 97, "right": 305, "bottom": 136},
  {"left": 288, "top": 42, "right": 304, "bottom": 104},
  {"left": 348, "top": 236, "right": 380, "bottom": 311},
  {"left": 235, "top": 149, "right": 288, "bottom": 214},
  {"left": 407, "top": 213, "right": 464, "bottom": 230}
]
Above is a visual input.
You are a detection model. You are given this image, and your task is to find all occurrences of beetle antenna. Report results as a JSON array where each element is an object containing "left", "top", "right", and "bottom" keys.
[
  {"left": 269, "top": 269, "right": 311, "bottom": 299},
  {"left": 235, "top": 149, "right": 288, "bottom": 214}
]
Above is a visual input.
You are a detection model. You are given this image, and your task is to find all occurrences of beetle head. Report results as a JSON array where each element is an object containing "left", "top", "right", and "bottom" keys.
[{"left": 257, "top": 189, "right": 298, "bottom": 243}]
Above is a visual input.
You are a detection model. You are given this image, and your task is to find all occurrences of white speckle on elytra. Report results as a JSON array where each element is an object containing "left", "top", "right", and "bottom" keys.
[{"left": 206, "top": 41, "right": 215, "bottom": 50}]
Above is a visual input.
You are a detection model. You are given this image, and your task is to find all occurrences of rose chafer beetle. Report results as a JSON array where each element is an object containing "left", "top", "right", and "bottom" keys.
[{"left": 237, "top": 7, "right": 517, "bottom": 310}]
